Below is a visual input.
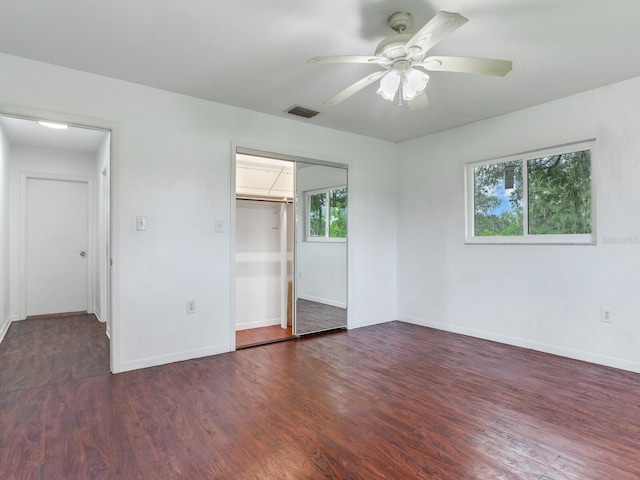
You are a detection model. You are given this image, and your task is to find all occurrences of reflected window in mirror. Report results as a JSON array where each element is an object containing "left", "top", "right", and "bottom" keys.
[{"left": 306, "top": 186, "right": 347, "bottom": 241}]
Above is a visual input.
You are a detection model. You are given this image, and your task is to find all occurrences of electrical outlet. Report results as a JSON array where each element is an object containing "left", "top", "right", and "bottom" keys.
[
  {"left": 601, "top": 308, "right": 612, "bottom": 324},
  {"left": 186, "top": 300, "right": 196, "bottom": 314}
]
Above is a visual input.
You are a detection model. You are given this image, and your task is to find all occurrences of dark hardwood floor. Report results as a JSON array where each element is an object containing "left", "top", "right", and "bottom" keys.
[
  {"left": 236, "top": 299, "right": 346, "bottom": 347},
  {"left": 0, "top": 314, "right": 109, "bottom": 395},
  {"left": 2, "top": 320, "right": 640, "bottom": 479},
  {"left": 236, "top": 324, "right": 294, "bottom": 348}
]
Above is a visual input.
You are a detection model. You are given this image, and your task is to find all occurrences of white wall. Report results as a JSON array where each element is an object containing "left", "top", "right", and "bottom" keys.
[
  {"left": 398, "top": 76, "right": 640, "bottom": 373},
  {"left": 296, "top": 164, "right": 347, "bottom": 307},
  {"left": 0, "top": 53, "right": 398, "bottom": 372},
  {"left": 0, "top": 123, "right": 10, "bottom": 341},
  {"left": 9, "top": 145, "right": 98, "bottom": 319}
]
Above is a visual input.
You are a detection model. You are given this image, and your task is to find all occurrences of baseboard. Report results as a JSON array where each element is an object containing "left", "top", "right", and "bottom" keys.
[
  {"left": 399, "top": 315, "right": 640, "bottom": 375},
  {"left": 26, "top": 311, "right": 87, "bottom": 320},
  {"left": 105, "top": 324, "right": 111, "bottom": 339},
  {"left": 235, "top": 317, "right": 281, "bottom": 331},
  {"left": 349, "top": 314, "right": 395, "bottom": 330},
  {"left": 94, "top": 308, "right": 103, "bottom": 323},
  {"left": 297, "top": 294, "right": 346, "bottom": 309},
  {"left": 116, "top": 343, "right": 230, "bottom": 373},
  {"left": 0, "top": 314, "right": 11, "bottom": 344}
]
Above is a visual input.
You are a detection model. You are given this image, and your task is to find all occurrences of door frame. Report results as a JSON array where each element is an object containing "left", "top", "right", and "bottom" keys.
[
  {"left": 100, "top": 166, "right": 111, "bottom": 339},
  {"left": 1, "top": 103, "right": 119, "bottom": 373},
  {"left": 230, "top": 141, "right": 350, "bottom": 351},
  {"left": 20, "top": 173, "right": 94, "bottom": 319}
]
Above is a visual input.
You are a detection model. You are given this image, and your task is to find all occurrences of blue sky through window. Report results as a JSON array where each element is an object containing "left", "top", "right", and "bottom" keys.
[{"left": 487, "top": 182, "right": 516, "bottom": 215}]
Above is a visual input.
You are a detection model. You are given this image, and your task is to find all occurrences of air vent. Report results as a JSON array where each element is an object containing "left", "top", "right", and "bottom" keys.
[{"left": 286, "top": 105, "right": 320, "bottom": 119}]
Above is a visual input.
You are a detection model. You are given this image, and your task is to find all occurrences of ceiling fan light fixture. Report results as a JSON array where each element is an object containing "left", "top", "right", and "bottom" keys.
[
  {"left": 376, "top": 70, "right": 401, "bottom": 101},
  {"left": 377, "top": 68, "right": 429, "bottom": 102},
  {"left": 402, "top": 68, "right": 429, "bottom": 101}
]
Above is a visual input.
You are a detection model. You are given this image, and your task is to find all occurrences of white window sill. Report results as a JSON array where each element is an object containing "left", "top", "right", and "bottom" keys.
[
  {"left": 465, "top": 234, "right": 595, "bottom": 245},
  {"left": 305, "top": 237, "right": 347, "bottom": 243}
]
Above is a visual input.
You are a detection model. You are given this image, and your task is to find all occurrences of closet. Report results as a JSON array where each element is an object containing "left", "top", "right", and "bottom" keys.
[{"left": 234, "top": 149, "right": 348, "bottom": 348}]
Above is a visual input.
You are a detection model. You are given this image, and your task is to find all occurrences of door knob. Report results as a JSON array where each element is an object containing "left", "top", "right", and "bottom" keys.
[{"left": 80, "top": 251, "right": 86, "bottom": 257}]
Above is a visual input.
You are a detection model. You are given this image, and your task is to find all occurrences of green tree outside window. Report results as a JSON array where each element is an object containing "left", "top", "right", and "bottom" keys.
[{"left": 472, "top": 149, "right": 591, "bottom": 237}]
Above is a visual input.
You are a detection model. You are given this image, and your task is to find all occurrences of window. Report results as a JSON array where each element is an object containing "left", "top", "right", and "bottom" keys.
[
  {"left": 466, "top": 142, "right": 594, "bottom": 244},
  {"left": 306, "top": 187, "right": 347, "bottom": 241}
]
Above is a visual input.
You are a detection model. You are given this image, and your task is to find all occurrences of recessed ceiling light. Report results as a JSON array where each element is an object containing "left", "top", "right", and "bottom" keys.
[{"left": 38, "top": 121, "right": 68, "bottom": 130}]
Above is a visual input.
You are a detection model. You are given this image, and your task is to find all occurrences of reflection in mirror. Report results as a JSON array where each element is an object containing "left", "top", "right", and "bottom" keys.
[{"left": 295, "top": 162, "right": 347, "bottom": 335}]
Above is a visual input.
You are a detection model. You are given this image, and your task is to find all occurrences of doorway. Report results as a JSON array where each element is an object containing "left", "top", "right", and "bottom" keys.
[
  {"left": 235, "top": 153, "right": 295, "bottom": 347},
  {"left": 233, "top": 147, "right": 348, "bottom": 348},
  {"left": 0, "top": 113, "right": 112, "bottom": 370}
]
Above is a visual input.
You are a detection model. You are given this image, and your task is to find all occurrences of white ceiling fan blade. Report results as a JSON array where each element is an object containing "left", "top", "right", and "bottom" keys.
[
  {"left": 408, "top": 91, "right": 430, "bottom": 111},
  {"left": 323, "top": 70, "right": 387, "bottom": 108},
  {"left": 307, "top": 55, "right": 392, "bottom": 66},
  {"left": 404, "top": 11, "right": 468, "bottom": 58},
  {"left": 418, "top": 56, "right": 513, "bottom": 76}
]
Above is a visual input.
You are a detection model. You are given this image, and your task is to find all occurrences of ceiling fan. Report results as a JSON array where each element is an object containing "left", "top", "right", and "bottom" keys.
[{"left": 307, "top": 11, "right": 512, "bottom": 111}]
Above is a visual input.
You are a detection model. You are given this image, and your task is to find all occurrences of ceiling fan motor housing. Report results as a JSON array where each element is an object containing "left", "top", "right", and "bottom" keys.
[
  {"left": 375, "top": 33, "right": 412, "bottom": 59},
  {"left": 375, "top": 12, "right": 414, "bottom": 60},
  {"left": 388, "top": 12, "right": 411, "bottom": 32}
]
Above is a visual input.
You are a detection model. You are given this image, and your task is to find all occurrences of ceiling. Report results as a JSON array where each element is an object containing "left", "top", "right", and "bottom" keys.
[
  {"left": 236, "top": 154, "right": 294, "bottom": 199},
  {"left": 0, "top": 115, "right": 108, "bottom": 154},
  {"left": 2, "top": 1, "right": 640, "bottom": 143}
]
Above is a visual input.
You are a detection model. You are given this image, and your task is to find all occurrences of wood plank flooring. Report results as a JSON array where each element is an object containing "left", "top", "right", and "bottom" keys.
[
  {"left": 0, "top": 314, "right": 109, "bottom": 395},
  {"left": 235, "top": 299, "right": 345, "bottom": 347},
  {"left": 236, "top": 325, "right": 293, "bottom": 348},
  {"left": 2, "top": 320, "right": 640, "bottom": 479}
]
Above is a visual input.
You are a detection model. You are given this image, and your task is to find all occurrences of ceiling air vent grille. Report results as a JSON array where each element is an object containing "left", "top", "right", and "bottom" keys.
[{"left": 286, "top": 105, "right": 320, "bottom": 119}]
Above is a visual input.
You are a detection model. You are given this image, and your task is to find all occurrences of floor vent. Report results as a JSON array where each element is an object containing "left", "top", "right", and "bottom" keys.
[{"left": 286, "top": 105, "right": 320, "bottom": 119}]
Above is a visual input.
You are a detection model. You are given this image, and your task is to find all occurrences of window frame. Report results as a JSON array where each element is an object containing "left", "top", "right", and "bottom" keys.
[
  {"left": 305, "top": 185, "right": 347, "bottom": 243},
  {"left": 465, "top": 140, "right": 596, "bottom": 245}
]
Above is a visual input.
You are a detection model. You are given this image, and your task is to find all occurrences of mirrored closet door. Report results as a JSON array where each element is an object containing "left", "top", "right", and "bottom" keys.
[
  {"left": 294, "top": 161, "right": 348, "bottom": 335},
  {"left": 234, "top": 149, "right": 348, "bottom": 347}
]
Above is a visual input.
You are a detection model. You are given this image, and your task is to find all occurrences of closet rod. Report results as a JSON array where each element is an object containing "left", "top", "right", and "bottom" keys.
[{"left": 236, "top": 196, "right": 293, "bottom": 204}]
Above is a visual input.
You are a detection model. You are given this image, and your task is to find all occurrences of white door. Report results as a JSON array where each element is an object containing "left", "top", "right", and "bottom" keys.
[{"left": 25, "top": 177, "right": 90, "bottom": 316}]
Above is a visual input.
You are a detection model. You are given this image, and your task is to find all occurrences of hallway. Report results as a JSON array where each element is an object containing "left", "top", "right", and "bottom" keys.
[{"left": 0, "top": 314, "right": 109, "bottom": 394}]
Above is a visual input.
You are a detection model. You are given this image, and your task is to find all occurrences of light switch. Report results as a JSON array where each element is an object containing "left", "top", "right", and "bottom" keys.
[
  {"left": 136, "top": 216, "right": 147, "bottom": 231},
  {"left": 215, "top": 219, "right": 224, "bottom": 233}
]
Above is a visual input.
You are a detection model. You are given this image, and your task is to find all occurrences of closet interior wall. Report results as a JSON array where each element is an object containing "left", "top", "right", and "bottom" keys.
[{"left": 235, "top": 197, "right": 293, "bottom": 332}]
